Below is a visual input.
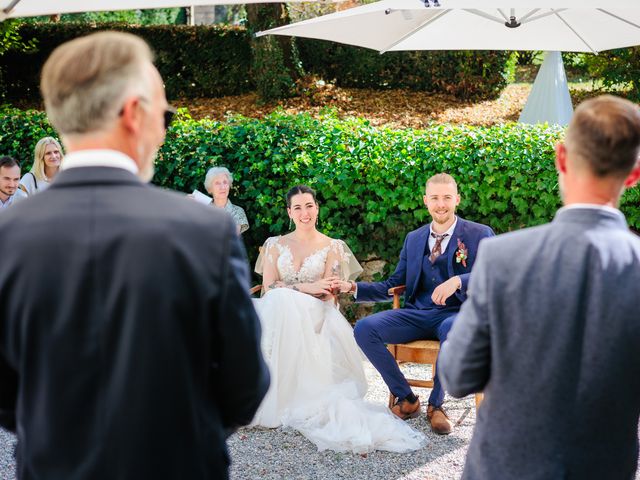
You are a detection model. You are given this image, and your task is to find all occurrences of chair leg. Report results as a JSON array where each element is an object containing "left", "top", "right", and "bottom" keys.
[{"left": 474, "top": 392, "right": 484, "bottom": 409}]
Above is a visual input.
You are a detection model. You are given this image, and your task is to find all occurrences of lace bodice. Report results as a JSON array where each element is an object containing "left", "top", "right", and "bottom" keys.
[{"left": 256, "top": 236, "right": 363, "bottom": 284}]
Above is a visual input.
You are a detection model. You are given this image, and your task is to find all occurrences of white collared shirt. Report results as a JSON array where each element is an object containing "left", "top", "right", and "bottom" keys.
[
  {"left": 61, "top": 150, "right": 139, "bottom": 174},
  {"left": 429, "top": 216, "right": 458, "bottom": 254},
  {"left": 0, "top": 189, "right": 27, "bottom": 210}
]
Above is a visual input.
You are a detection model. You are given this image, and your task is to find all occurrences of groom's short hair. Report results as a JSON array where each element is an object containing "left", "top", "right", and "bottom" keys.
[
  {"left": 565, "top": 95, "right": 640, "bottom": 179},
  {"left": 426, "top": 173, "right": 457, "bottom": 192}
]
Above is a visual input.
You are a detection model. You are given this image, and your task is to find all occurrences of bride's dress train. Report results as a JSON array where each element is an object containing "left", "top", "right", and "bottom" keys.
[{"left": 250, "top": 237, "right": 425, "bottom": 454}]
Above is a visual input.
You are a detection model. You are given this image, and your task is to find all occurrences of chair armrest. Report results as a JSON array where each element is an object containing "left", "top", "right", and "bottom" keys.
[
  {"left": 388, "top": 285, "right": 406, "bottom": 310},
  {"left": 387, "top": 285, "right": 406, "bottom": 296},
  {"left": 249, "top": 285, "right": 262, "bottom": 296}
]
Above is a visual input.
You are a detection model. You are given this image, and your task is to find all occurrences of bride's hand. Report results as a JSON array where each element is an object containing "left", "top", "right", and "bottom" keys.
[
  {"left": 330, "top": 279, "right": 352, "bottom": 294},
  {"left": 300, "top": 279, "right": 333, "bottom": 298}
]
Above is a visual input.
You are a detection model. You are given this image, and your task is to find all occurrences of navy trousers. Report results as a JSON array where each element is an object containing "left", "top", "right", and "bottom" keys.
[{"left": 354, "top": 307, "right": 458, "bottom": 407}]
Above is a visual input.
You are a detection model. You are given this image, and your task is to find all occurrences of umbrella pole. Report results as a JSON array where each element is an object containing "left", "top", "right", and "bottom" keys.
[{"left": 519, "top": 51, "right": 573, "bottom": 126}]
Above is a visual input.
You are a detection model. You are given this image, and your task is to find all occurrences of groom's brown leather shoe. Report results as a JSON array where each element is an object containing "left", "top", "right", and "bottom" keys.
[
  {"left": 427, "top": 405, "right": 453, "bottom": 435},
  {"left": 391, "top": 397, "right": 421, "bottom": 420}
]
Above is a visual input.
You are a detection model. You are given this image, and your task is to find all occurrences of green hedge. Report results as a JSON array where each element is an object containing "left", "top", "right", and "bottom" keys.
[
  {"left": 1, "top": 23, "right": 253, "bottom": 101},
  {"left": 4, "top": 108, "right": 640, "bottom": 273},
  {"left": 297, "top": 40, "right": 511, "bottom": 100},
  {"left": 1, "top": 23, "right": 511, "bottom": 102}
]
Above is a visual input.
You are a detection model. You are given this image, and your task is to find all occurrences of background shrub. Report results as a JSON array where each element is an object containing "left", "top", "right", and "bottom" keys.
[
  {"left": 297, "top": 41, "right": 511, "bottom": 100},
  {"left": 0, "top": 23, "right": 253, "bottom": 101},
  {"left": 5, "top": 108, "right": 640, "bottom": 317},
  {"left": 1, "top": 23, "right": 511, "bottom": 103}
]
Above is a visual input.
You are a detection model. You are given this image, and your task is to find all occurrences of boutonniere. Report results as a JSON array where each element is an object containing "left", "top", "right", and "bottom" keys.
[{"left": 455, "top": 239, "right": 468, "bottom": 268}]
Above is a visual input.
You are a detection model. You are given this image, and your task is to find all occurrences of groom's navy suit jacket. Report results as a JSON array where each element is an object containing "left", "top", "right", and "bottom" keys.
[{"left": 357, "top": 217, "right": 494, "bottom": 308}]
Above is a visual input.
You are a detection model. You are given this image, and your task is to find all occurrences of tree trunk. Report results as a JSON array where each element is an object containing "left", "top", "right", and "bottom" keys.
[{"left": 246, "top": 3, "right": 301, "bottom": 102}]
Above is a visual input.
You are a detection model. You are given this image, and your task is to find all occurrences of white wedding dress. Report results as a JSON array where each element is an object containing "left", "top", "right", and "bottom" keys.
[{"left": 250, "top": 236, "right": 426, "bottom": 454}]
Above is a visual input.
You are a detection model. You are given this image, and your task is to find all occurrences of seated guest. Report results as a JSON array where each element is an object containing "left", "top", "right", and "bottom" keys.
[
  {"left": 0, "top": 156, "right": 27, "bottom": 210},
  {"left": 19, "top": 136, "right": 63, "bottom": 196},
  {"left": 204, "top": 166, "right": 249, "bottom": 234}
]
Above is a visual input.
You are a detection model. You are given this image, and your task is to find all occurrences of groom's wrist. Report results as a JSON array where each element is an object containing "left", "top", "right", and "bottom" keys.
[{"left": 348, "top": 281, "right": 357, "bottom": 294}]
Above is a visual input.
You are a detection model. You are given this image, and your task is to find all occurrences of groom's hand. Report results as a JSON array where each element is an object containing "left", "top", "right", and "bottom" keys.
[{"left": 432, "top": 276, "right": 461, "bottom": 305}]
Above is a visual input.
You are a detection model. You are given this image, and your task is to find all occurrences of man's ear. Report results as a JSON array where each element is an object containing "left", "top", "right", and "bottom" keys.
[
  {"left": 623, "top": 161, "right": 640, "bottom": 188},
  {"left": 555, "top": 143, "right": 567, "bottom": 174},
  {"left": 119, "top": 96, "right": 142, "bottom": 134}
]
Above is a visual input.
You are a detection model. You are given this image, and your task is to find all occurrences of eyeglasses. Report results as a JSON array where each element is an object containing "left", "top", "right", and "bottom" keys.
[
  {"left": 119, "top": 98, "right": 177, "bottom": 130},
  {"left": 163, "top": 106, "right": 177, "bottom": 130}
]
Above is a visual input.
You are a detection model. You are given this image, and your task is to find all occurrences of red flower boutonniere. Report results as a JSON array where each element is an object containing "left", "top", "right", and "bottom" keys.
[{"left": 455, "top": 239, "right": 468, "bottom": 268}]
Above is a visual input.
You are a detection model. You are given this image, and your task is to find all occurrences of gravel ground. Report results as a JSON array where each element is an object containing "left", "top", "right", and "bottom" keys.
[
  {"left": 228, "top": 362, "right": 476, "bottom": 480},
  {"left": 0, "top": 361, "right": 638, "bottom": 480}
]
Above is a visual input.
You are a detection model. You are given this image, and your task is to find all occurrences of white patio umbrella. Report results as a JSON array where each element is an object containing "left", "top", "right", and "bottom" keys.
[
  {"left": 258, "top": 0, "right": 640, "bottom": 125},
  {"left": 0, "top": 0, "right": 336, "bottom": 21}
]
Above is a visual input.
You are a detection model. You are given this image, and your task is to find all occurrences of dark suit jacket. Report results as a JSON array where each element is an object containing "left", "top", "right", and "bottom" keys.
[
  {"left": 0, "top": 166, "right": 269, "bottom": 480},
  {"left": 356, "top": 217, "right": 494, "bottom": 306},
  {"left": 440, "top": 207, "right": 640, "bottom": 479}
]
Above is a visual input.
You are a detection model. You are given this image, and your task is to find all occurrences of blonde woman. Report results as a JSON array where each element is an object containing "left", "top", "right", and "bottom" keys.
[{"left": 19, "top": 137, "right": 63, "bottom": 196}]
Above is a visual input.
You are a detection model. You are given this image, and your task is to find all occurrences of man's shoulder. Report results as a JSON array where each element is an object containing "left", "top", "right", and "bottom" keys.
[
  {"left": 457, "top": 217, "right": 494, "bottom": 236},
  {"left": 405, "top": 224, "right": 430, "bottom": 242},
  {"left": 479, "top": 223, "right": 551, "bottom": 257},
  {"left": 145, "top": 185, "right": 232, "bottom": 223},
  {"left": 13, "top": 189, "right": 28, "bottom": 201}
]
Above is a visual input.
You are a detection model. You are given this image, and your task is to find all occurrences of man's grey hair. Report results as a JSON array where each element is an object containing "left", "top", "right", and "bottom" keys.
[
  {"left": 41, "top": 31, "right": 154, "bottom": 136},
  {"left": 204, "top": 167, "right": 233, "bottom": 191}
]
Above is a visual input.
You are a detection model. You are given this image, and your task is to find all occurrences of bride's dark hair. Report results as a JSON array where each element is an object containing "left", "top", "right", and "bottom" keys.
[{"left": 286, "top": 185, "right": 318, "bottom": 208}]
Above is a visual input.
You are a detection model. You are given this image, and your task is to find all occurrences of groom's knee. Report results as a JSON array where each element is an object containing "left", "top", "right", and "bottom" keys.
[{"left": 353, "top": 317, "right": 377, "bottom": 347}]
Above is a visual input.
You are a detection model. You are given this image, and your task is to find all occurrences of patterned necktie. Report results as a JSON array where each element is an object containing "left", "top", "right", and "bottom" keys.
[{"left": 429, "top": 233, "right": 449, "bottom": 263}]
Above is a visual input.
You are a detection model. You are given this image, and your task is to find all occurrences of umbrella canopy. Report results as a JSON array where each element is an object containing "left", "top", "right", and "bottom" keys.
[
  {"left": 0, "top": 0, "right": 333, "bottom": 21},
  {"left": 258, "top": 0, "right": 640, "bottom": 53}
]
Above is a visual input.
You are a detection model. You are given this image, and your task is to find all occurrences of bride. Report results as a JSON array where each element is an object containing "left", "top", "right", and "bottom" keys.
[{"left": 250, "top": 185, "right": 425, "bottom": 454}]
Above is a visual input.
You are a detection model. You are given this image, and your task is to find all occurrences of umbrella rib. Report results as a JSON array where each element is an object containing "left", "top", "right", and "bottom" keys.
[
  {"left": 521, "top": 9, "right": 565, "bottom": 24},
  {"left": 1, "top": 0, "right": 22, "bottom": 17},
  {"left": 497, "top": 9, "right": 509, "bottom": 22},
  {"left": 465, "top": 9, "right": 504, "bottom": 25},
  {"left": 553, "top": 9, "right": 597, "bottom": 53},
  {"left": 519, "top": 9, "right": 540, "bottom": 23},
  {"left": 598, "top": 8, "right": 640, "bottom": 31},
  {"left": 380, "top": 9, "right": 450, "bottom": 54}
]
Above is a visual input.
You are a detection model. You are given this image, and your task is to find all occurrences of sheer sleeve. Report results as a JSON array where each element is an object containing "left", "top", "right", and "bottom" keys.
[
  {"left": 254, "top": 236, "right": 280, "bottom": 276},
  {"left": 323, "top": 239, "right": 363, "bottom": 281}
]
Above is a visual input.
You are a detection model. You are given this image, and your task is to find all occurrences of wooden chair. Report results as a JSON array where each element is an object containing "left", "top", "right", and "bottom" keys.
[
  {"left": 249, "top": 284, "right": 262, "bottom": 296},
  {"left": 386, "top": 285, "right": 484, "bottom": 410}
]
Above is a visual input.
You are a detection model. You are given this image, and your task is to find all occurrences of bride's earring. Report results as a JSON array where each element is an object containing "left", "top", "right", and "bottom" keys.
[{"left": 289, "top": 218, "right": 293, "bottom": 230}]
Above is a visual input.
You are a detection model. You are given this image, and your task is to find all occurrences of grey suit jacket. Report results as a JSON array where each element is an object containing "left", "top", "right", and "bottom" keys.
[
  {"left": 0, "top": 167, "right": 269, "bottom": 480},
  {"left": 440, "top": 207, "right": 640, "bottom": 480}
]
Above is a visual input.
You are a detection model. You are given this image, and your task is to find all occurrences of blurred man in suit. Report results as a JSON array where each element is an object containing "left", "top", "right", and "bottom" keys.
[
  {"left": 440, "top": 95, "right": 640, "bottom": 479},
  {"left": 0, "top": 31, "right": 269, "bottom": 480}
]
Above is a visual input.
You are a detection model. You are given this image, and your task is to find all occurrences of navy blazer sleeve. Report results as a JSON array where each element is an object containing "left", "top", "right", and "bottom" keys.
[
  {"left": 355, "top": 234, "right": 409, "bottom": 303},
  {"left": 213, "top": 221, "right": 270, "bottom": 433},
  {"left": 439, "top": 240, "right": 492, "bottom": 397}
]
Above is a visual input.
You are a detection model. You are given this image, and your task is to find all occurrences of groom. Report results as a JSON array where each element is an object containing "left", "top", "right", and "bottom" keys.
[{"left": 336, "top": 173, "right": 493, "bottom": 434}]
